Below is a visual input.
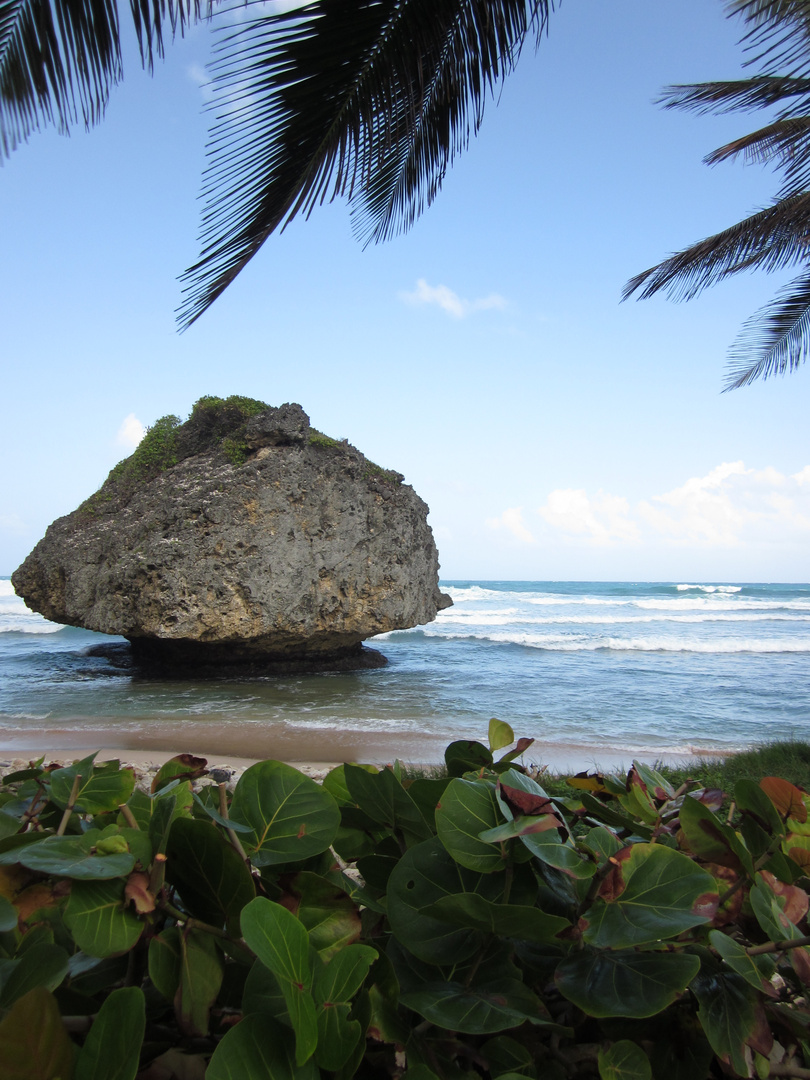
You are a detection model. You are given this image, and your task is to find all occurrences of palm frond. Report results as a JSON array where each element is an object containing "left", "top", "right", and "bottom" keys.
[
  {"left": 658, "top": 75, "right": 810, "bottom": 116},
  {"left": 705, "top": 115, "right": 810, "bottom": 196},
  {"left": 178, "top": 0, "right": 554, "bottom": 328},
  {"left": 0, "top": 0, "right": 201, "bottom": 159},
  {"left": 129, "top": 0, "right": 204, "bottom": 71},
  {"left": 727, "top": 1, "right": 810, "bottom": 76},
  {"left": 723, "top": 269, "right": 810, "bottom": 387},
  {"left": 623, "top": 193, "right": 810, "bottom": 302},
  {"left": 351, "top": 0, "right": 552, "bottom": 245}
]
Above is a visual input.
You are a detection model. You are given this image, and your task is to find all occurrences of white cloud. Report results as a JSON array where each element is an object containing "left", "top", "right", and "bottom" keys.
[
  {"left": 0, "top": 513, "right": 25, "bottom": 535},
  {"left": 399, "top": 278, "right": 507, "bottom": 319},
  {"left": 116, "top": 414, "right": 146, "bottom": 451},
  {"left": 538, "top": 489, "right": 640, "bottom": 546},
  {"left": 486, "top": 507, "right": 535, "bottom": 544},
  {"left": 187, "top": 64, "right": 215, "bottom": 103},
  {"left": 528, "top": 462, "right": 810, "bottom": 554}
]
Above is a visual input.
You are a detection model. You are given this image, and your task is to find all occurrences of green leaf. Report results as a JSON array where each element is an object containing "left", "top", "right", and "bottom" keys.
[
  {"left": 0, "top": 895, "right": 17, "bottom": 931},
  {"left": 313, "top": 947, "right": 376, "bottom": 1071},
  {"left": 148, "top": 926, "right": 182, "bottom": 1001},
  {"left": 422, "top": 893, "right": 571, "bottom": 944},
  {"left": 229, "top": 761, "right": 340, "bottom": 867},
  {"left": 314, "top": 942, "right": 377, "bottom": 1001},
  {"left": 151, "top": 754, "right": 207, "bottom": 793},
  {"left": 149, "top": 783, "right": 194, "bottom": 855},
  {"left": 240, "top": 897, "right": 317, "bottom": 1065},
  {"left": 735, "top": 778, "right": 786, "bottom": 838},
  {"left": 165, "top": 817, "right": 255, "bottom": 934},
  {"left": 191, "top": 791, "right": 252, "bottom": 833},
  {"left": 555, "top": 947, "right": 700, "bottom": 1018},
  {"left": 482, "top": 1036, "right": 536, "bottom": 1079},
  {"left": 0, "top": 811, "right": 21, "bottom": 841},
  {"left": 678, "top": 794, "right": 753, "bottom": 875},
  {"left": 691, "top": 969, "right": 761, "bottom": 1077},
  {"left": 750, "top": 874, "right": 805, "bottom": 942},
  {"left": 445, "top": 741, "right": 493, "bottom": 777},
  {"left": 241, "top": 897, "right": 313, "bottom": 987},
  {"left": 0, "top": 986, "right": 75, "bottom": 1080},
  {"left": 488, "top": 719, "right": 515, "bottom": 753},
  {"left": 49, "top": 755, "right": 136, "bottom": 814},
  {"left": 400, "top": 978, "right": 547, "bottom": 1034},
  {"left": 709, "top": 929, "right": 777, "bottom": 995},
  {"left": 175, "top": 928, "right": 223, "bottom": 1037},
  {"left": 0, "top": 943, "right": 69, "bottom": 1008},
  {"left": 242, "top": 960, "right": 287, "bottom": 1018},
  {"left": 436, "top": 778, "right": 507, "bottom": 873},
  {"left": 344, "top": 765, "right": 432, "bottom": 845},
  {"left": 75, "top": 986, "right": 146, "bottom": 1080},
  {"left": 323, "top": 763, "right": 377, "bottom": 806},
  {"left": 0, "top": 834, "right": 135, "bottom": 880},
  {"left": 207, "top": 1014, "right": 320, "bottom": 1080},
  {"left": 280, "top": 872, "right": 362, "bottom": 961},
  {"left": 387, "top": 838, "right": 508, "bottom": 964},
  {"left": 583, "top": 844, "right": 719, "bottom": 948},
  {"left": 64, "top": 879, "right": 143, "bottom": 957},
  {"left": 598, "top": 1040, "right": 652, "bottom": 1080}
]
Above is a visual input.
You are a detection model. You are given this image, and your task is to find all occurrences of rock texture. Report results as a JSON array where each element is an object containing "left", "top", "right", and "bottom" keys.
[{"left": 13, "top": 400, "right": 452, "bottom": 672}]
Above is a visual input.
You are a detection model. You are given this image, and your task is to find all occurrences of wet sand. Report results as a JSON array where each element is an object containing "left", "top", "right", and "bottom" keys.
[{"left": 0, "top": 721, "right": 725, "bottom": 777}]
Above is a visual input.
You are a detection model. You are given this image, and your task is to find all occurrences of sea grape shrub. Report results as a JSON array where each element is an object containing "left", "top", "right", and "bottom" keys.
[{"left": 0, "top": 728, "right": 809, "bottom": 1079}]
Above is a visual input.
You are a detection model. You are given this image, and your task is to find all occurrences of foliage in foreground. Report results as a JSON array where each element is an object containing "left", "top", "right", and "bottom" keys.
[{"left": 2, "top": 725, "right": 810, "bottom": 1078}]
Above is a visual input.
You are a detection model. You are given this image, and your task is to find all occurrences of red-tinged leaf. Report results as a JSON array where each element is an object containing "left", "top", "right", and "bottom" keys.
[
  {"left": 761, "top": 870, "right": 809, "bottom": 926},
  {"left": 695, "top": 788, "right": 725, "bottom": 813},
  {"left": 513, "top": 737, "right": 534, "bottom": 755},
  {"left": 597, "top": 846, "right": 634, "bottom": 902},
  {"left": 567, "top": 772, "right": 608, "bottom": 793},
  {"left": 790, "top": 945, "right": 810, "bottom": 986},
  {"left": 0, "top": 986, "right": 75, "bottom": 1080},
  {"left": 703, "top": 863, "right": 743, "bottom": 927},
  {"left": 788, "top": 846, "right": 810, "bottom": 872},
  {"left": 125, "top": 871, "right": 155, "bottom": 914},
  {"left": 761, "top": 777, "right": 807, "bottom": 823},
  {"left": 151, "top": 754, "right": 208, "bottom": 794},
  {"left": 498, "top": 783, "right": 555, "bottom": 819}
]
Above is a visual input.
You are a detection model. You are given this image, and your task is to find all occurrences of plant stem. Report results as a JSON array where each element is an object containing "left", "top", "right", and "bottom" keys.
[
  {"left": 768, "top": 1066, "right": 810, "bottom": 1079},
  {"left": 119, "top": 803, "right": 140, "bottom": 829},
  {"left": 218, "top": 782, "right": 249, "bottom": 862},
  {"left": 158, "top": 899, "right": 239, "bottom": 944},
  {"left": 747, "top": 934, "right": 810, "bottom": 956},
  {"left": 56, "top": 774, "right": 82, "bottom": 836}
]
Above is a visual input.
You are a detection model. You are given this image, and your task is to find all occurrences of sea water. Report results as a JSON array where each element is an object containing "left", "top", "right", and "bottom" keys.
[{"left": 1, "top": 578, "right": 808, "bottom": 764}]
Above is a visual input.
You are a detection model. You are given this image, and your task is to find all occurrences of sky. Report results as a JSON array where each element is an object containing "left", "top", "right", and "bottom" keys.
[{"left": 2, "top": 0, "right": 809, "bottom": 583}]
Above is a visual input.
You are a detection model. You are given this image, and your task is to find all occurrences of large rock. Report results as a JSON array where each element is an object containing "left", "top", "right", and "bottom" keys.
[{"left": 13, "top": 398, "right": 452, "bottom": 672}]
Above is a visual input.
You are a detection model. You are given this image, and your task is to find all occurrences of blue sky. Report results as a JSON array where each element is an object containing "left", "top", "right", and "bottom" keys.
[{"left": 2, "top": 0, "right": 809, "bottom": 582}]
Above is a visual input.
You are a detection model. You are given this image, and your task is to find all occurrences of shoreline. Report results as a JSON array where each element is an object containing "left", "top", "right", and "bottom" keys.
[{"left": 0, "top": 725, "right": 728, "bottom": 778}]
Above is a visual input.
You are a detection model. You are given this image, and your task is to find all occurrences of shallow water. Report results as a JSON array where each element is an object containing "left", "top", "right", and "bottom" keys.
[{"left": 1, "top": 579, "right": 808, "bottom": 764}]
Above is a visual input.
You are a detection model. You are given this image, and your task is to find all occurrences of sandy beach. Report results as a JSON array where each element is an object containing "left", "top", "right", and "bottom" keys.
[{"left": 0, "top": 724, "right": 726, "bottom": 785}]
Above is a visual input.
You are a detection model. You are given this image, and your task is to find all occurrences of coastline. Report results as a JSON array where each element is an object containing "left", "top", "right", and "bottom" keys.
[{"left": 0, "top": 724, "right": 727, "bottom": 779}]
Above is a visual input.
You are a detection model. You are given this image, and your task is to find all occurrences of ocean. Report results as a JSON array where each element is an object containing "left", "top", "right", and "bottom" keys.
[{"left": 1, "top": 578, "right": 809, "bottom": 769}]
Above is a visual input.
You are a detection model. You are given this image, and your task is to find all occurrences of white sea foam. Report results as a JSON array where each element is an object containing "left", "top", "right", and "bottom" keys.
[
  {"left": 422, "top": 625, "right": 810, "bottom": 653},
  {"left": 676, "top": 584, "right": 742, "bottom": 593},
  {"left": 0, "top": 579, "right": 63, "bottom": 634}
]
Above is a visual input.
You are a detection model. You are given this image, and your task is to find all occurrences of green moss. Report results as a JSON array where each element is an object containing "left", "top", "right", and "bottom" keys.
[
  {"left": 191, "top": 395, "right": 268, "bottom": 421},
  {"left": 363, "top": 461, "right": 403, "bottom": 484},
  {"left": 308, "top": 430, "right": 342, "bottom": 449},
  {"left": 78, "top": 414, "right": 182, "bottom": 515}
]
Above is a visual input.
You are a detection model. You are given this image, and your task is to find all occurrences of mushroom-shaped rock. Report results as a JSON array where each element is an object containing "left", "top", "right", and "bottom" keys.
[{"left": 13, "top": 398, "right": 452, "bottom": 672}]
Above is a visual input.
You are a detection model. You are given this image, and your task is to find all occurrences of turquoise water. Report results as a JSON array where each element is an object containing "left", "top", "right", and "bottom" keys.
[{"left": 1, "top": 579, "right": 809, "bottom": 761}]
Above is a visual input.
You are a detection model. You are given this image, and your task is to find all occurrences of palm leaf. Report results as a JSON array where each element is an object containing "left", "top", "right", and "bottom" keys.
[
  {"left": 724, "top": 269, "right": 810, "bottom": 387},
  {"left": 178, "top": 0, "right": 555, "bottom": 328},
  {"left": 658, "top": 75, "right": 810, "bottom": 116},
  {"left": 0, "top": 0, "right": 201, "bottom": 160},
  {"left": 727, "top": 0, "right": 810, "bottom": 77},
  {"left": 624, "top": 193, "right": 810, "bottom": 302},
  {"left": 706, "top": 115, "right": 810, "bottom": 197}
]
